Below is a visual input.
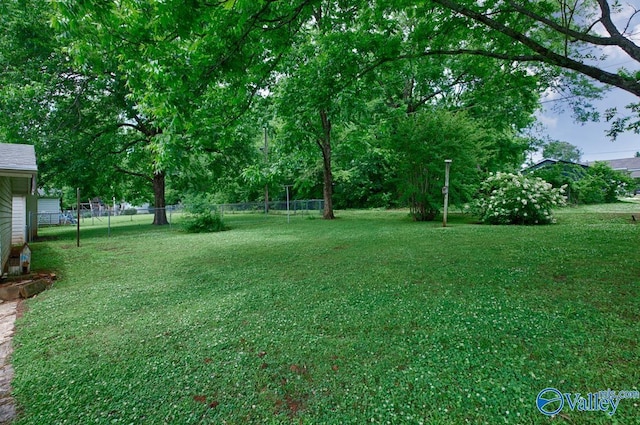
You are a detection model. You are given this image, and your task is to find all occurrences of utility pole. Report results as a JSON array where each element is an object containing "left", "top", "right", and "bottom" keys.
[{"left": 443, "top": 159, "right": 452, "bottom": 227}]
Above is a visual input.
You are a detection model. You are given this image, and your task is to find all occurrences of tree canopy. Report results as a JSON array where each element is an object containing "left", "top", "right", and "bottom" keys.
[
  {"left": 542, "top": 141, "right": 583, "bottom": 163},
  {"left": 1, "top": 0, "right": 633, "bottom": 221}
]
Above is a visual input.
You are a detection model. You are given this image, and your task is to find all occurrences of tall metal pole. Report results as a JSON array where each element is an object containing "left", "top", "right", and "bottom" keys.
[
  {"left": 264, "top": 125, "right": 269, "bottom": 215},
  {"left": 443, "top": 159, "right": 452, "bottom": 227}
]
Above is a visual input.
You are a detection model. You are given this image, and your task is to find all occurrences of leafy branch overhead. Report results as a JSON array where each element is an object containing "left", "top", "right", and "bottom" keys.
[{"left": 429, "top": 0, "right": 640, "bottom": 97}]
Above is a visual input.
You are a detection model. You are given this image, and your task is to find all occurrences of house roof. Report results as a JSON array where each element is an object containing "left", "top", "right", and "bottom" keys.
[
  {"left": 525, "top": 158, "right": 589, "bottom": 172},
  {"left": 600, "top": 157, "right": 640, "bottom": 178},
  {"left": 0, "top": 143, "right": 38, "bottom": 175}
]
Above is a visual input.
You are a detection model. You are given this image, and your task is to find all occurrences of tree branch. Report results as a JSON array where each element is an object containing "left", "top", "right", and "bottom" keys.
[
  {"left": 113, "top": 165, "right": 153, "bottom": 182},
  {"left": 110, "top": 137, "right": 149, "bottom": 155},
  {"left": 505, "top": 1, "right": 623, "bottom": 50},
  {"left": 430, "top": 0, "right": 640, "bottom": 97},
  {"left": 356, "top": 49, "right": 544, "bottom": 82},
  {"left": 595, "top": 0, "right": 640, "bottom": 61},
  {"left": 257, "top": 0, "right": 315, "bottom": 30}
]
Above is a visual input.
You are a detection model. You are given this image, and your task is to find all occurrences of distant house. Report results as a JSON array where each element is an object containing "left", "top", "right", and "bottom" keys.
[
  {"left": 595, "top": 157, "right": 640, "bottom": 194},
  {"left": 0, "top": 143, "right": 38, "bottom": 274},
  {"left": 525, "top": 158, "right": 589, "bottom": 173},
  {"left": 524, "top": 159, "right": 589, "bottom": 203},
  {"left": 598, "top": 157, "right": 640, "bottom": 179}
]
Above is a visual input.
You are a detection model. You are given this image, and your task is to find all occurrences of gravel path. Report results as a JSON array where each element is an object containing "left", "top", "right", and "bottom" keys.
[{"left": 0, "top": 301, "right": 17, "bottom": 424}]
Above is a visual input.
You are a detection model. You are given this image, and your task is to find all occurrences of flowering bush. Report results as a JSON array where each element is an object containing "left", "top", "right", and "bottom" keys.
[{"left": 471, "top": 172, "right": 566, "bottom": 225}]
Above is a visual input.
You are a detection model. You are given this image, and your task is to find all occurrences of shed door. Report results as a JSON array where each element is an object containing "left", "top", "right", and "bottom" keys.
[{"left": 12, "top": 196, "right": 26, "bottom": 245}]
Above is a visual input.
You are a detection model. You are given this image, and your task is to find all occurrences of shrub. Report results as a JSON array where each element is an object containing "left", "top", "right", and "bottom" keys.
[
  {"left": 181, "top": 193, "right": 227, "bottom": 233},
  {"left": 471, "top": 172, "right": 566, "bottom": 225},
  {"left": 390, "top": 109, "right": 486, "bottom": 221},
  {"left": 182, "top": 210, "right": 226, "bottom": 233},
  {"left": 575, "top": 162, "right": 634, "bottom": 204},
  {"left": 122, "top": 208, "right": 138, "bottom": 216}
]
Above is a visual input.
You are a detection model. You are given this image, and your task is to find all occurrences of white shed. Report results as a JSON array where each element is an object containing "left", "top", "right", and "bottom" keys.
[{"left": 38, "top": 197, "right": 61, "bottom": 225}]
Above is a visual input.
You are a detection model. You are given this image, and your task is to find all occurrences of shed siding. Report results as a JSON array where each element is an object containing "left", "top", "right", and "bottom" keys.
[
  {"left": 0, "top": 177, "right": 11, "bottom": 273},
  {"left": 12, "top": 195, "right": 26, "bottom": 245},
  {"left": 38, "top": 198, "right": 61, "bottom": 225}
]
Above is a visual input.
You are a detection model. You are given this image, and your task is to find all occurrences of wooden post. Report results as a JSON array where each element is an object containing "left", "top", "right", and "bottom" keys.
[
  {"left": 443, "top": 159, "right": 452, "bottom": 227},
  {"left": 76, "top": 188, "right": 80, "bottom": 247},
  {"left": 264, "top": 126, "right": 269, "bottom": 215},
  {"left": 285, "top": 185, "right": 293, "bottom": 224}
]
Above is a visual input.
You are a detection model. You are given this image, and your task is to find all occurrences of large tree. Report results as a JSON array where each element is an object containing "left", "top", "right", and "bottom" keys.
[
  {"left": 0, "top": 0, "right": 141, "bottom": 203},
  {"left": 273, "top": 1, "right": 380, "bottom": 219},
  {"left": 1, "top": 0, "right": 317, "bottom": 224},
  {"left": 2, "top": 0, "right": 176, "bottom": 224}
]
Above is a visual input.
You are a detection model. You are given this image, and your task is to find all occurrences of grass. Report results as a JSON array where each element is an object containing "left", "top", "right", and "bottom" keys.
[{"left": 11, "top": 203, "right": 640, "bottom": 424}]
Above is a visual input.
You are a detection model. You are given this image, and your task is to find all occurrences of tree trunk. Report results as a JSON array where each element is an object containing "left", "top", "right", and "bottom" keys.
[
  {"left": 321, "top": 145, "right": 335, "bottom": 219},
  {"left": 152, "top": 171, "right": 168, "bottom": 225},
  {"left": 319, "top": 109, "right": 335, "bottom": 219}
]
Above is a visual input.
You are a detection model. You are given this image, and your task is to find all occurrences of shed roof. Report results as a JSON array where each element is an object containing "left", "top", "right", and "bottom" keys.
[{"left": 0, "top": 143, "right": 38, "bottom": 173}]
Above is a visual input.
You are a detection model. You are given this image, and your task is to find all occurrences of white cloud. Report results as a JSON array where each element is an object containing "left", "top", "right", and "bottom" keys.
[{"left": 537, "top": 112, "right": 559, "bottom": 129}]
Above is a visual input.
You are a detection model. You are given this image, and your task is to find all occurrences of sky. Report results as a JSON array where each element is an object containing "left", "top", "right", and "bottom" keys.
[
  {"left": 536, "top": 88, "right": 640, "bottom": 163},
  {"left": 532, "top": 1, "right": 640, "bottom": 163}
]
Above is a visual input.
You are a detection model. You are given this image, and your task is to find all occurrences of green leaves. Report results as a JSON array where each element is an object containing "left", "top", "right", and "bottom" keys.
[
  {"left": 2, "top": 0, "right": 583, "bottom": 214},
  {"left": 221, "top": 0, "right": 237, "bottom": 9},
  {"left": 542, "top": 141, "right": 583, "bottom": 162},
  {"left": 389, "top": 109, "right": 487, "bottom": 220}
]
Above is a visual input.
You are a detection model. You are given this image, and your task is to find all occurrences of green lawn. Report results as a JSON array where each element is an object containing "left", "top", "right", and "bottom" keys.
[{"left": 11, "top": 204, "right": 640, "bottom": 424}]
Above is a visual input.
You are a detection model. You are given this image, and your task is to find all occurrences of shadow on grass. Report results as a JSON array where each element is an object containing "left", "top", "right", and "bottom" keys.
[
  {"left": 29, "top": 241, "right": 68, "bottom": 278},
  {"left": 37, "top": 219, "right": 176, "bottom": 243}
]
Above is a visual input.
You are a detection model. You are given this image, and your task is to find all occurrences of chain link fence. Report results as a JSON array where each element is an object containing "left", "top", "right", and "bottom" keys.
[
  {"left": 217, "top": 199, "right": 324, "bottom": 216},
  {"left": 36, "top": 199, "right": 324, "bottom": 228}
]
